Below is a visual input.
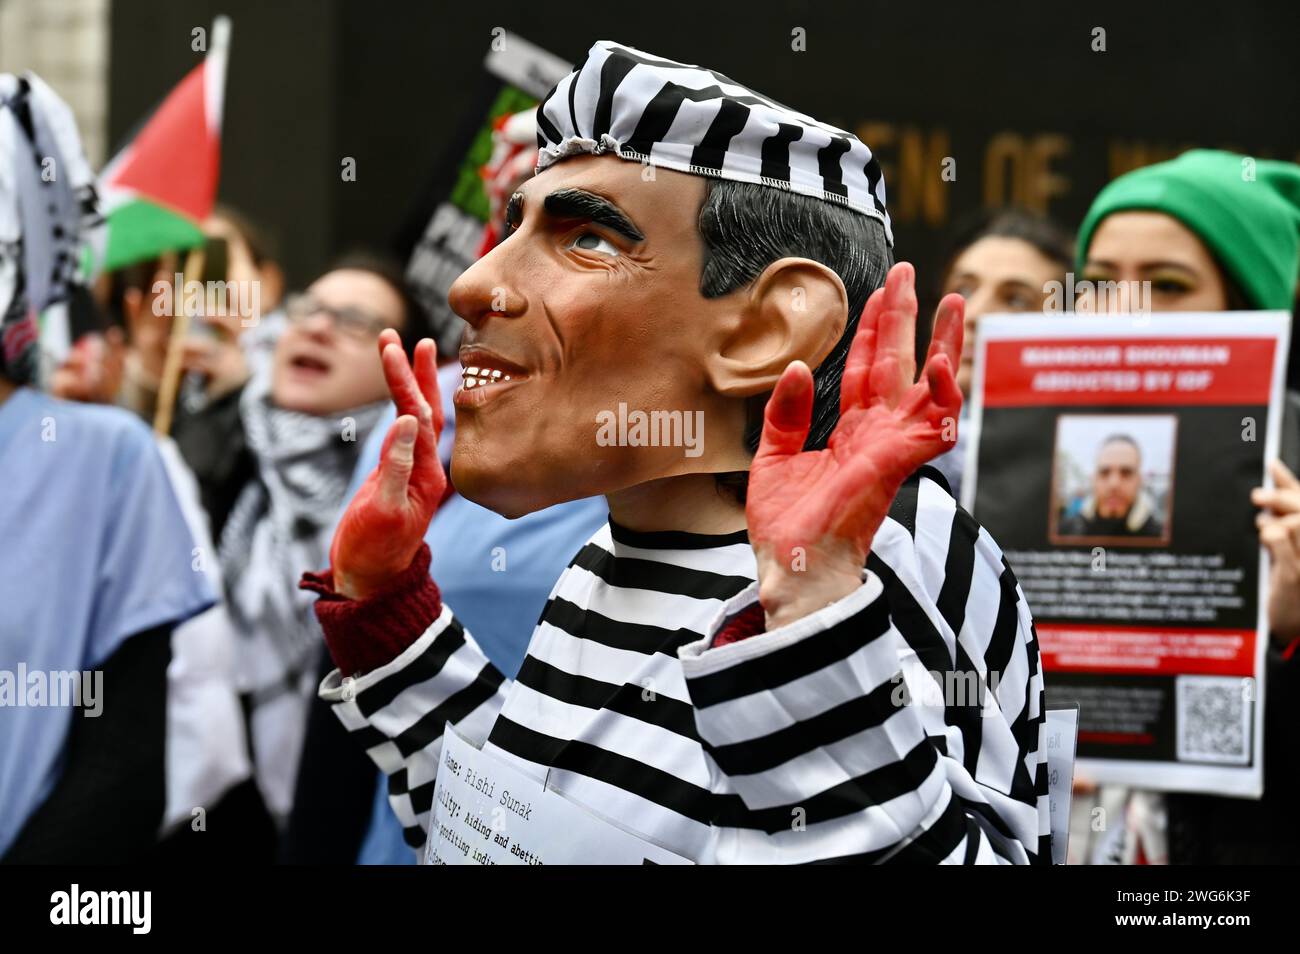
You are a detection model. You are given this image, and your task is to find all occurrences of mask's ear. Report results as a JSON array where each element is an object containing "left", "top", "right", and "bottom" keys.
[{"left": 705, "top": 257, "right": 849, "bottom": 398}]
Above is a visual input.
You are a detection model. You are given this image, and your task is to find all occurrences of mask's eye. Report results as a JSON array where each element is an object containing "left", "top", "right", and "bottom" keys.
[{"left": 566, "top": 231, "right": 620, "bottom": 257}]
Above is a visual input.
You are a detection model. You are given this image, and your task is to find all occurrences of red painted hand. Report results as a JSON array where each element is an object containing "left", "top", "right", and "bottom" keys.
[
  {"left": 330, "top": 330, "right": 446, "bottom": 600},
  {"left": 746, "top": 262, "right": 964, "bottom": 628}
]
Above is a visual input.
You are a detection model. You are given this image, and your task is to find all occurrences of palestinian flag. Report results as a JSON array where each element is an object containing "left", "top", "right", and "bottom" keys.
[{"left": 93, "top": 17, "right": 229, "bottom": 273}]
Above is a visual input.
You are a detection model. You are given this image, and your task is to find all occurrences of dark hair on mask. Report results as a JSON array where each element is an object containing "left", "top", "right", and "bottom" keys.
[
  {"left": 323, "top": 250, "right": 435, "bottom": 360},
  {"left": 697, "top": 179, "right": 892, "bottom": 502}
]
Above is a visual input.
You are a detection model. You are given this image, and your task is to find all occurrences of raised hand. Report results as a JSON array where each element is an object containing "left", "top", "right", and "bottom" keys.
[
  {"left": 181, "top": 323, "right": 249, "bottom": 400},
  {"left": 330, "top": 330, "right": 446, "bottom": 600},
  {"left": 746, "top": 262, "right": 964, "bottom": 629}
]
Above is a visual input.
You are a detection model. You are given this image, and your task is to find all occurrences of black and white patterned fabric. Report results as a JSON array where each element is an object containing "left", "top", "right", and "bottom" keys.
[
  {"left": 220, "top": 374, "right": 387, "bottom": 692},
  {"left": 217, "top": 374, "right": 387, "bottom": 818},
  {"left": 536, "top": 40, "right": 892, "bottom": 244},
  {"left": 323, "top": 471, "right": 1051, "bottom": 864},
  {"left": 0, "top": 73, "right": 100, "bottom": 385}
]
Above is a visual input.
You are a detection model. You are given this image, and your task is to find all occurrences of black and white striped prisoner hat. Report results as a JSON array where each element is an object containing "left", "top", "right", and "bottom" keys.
[{"left": 535, "top": 41, "right": 892, "bottom": 245}]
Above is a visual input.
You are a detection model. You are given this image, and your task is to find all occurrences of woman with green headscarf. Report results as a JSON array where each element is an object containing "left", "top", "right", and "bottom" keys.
[{"left": 1074, "top": 149, "right": 1300, "bottom": 864}]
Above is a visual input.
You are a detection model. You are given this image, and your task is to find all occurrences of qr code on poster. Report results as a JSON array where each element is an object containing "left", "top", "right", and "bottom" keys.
[{"left": 1175, "top": 676, "right": 1253, "bottom": 765}]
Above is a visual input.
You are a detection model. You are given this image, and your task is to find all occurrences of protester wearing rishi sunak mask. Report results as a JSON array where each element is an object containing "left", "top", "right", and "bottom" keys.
[
  {"left": 173, "top": 254, "right": 434, "bottom": 833},
  {"left": 321, "top": 108, "right": 610, "bottom": 866},
  {"left": 929, "top": 209, "right": 1073, "bottom": 499},
  {"left": 0, "top": 74, "right": 214, "bottom": 862},
  {"left": 1071, "top": 150, "right": 1300, "bottom": 865},
  {"left": 302, "top": 42, "right": 1051, "bottom": 864}
]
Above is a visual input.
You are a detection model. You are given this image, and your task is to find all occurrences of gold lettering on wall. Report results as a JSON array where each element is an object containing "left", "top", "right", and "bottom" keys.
[
  {"left": 983, "top": 132, "right": 1071, "bottom": 213},
  {"left": 858, "top": 119, "right": 1298, "bottom": 227},
  {"left": 983, "top": 132, "right": 1025, "bottom": 208},
  {"left": 1029, "top": 134, "right": 1071, "bottom": 212},
  {"left": 856, "top": 122, "right": 949, "bottom": 226},
  {"left": 898, "top": 127, "right": 950, "bottom": 226}
]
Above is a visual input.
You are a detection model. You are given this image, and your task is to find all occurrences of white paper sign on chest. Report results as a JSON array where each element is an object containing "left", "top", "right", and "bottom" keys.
[{"left": 424, "top": 723, "right": 693, "bottom": 865}]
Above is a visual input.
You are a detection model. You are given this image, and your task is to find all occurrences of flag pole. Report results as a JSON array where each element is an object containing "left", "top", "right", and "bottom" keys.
[
  {"left": 152, "top": 247, "right": 203, "bottom": 435},
  {"left": 150, "top": 15, "right": 230, "bottom": 436}
]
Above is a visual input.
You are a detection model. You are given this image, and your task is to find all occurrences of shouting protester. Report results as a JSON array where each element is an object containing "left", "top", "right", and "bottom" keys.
[{"left": 173, "top": 253, "right": 436, "bottom": 835}]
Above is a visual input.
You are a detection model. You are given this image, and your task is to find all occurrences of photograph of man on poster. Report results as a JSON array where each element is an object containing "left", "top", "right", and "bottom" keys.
[{"left": 1052, "top": 415, "right": 1175, "bottom": 546}]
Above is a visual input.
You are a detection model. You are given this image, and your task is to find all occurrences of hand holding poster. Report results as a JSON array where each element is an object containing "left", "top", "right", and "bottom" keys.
[{"left": 964, "top": 312, "right": 1291, "bottom": 797}]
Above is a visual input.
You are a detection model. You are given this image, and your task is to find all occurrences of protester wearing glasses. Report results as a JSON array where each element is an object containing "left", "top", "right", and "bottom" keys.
[{"left": 172, "top": 254, "right": 435, "bottom": 838}]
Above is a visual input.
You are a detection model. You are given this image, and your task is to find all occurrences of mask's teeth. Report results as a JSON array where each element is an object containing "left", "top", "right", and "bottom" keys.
[{"left": 462, "top": 366, "right": 516, "bottom": 388}]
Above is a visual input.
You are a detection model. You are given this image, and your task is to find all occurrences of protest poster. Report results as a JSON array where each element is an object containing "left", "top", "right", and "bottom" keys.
[
  {"left": 964, "top": 312, "right": 1291, "bottom": 796},
  {"left": 424, "top": 724, "right": 693, "bottom": 865},
  {"left": 398, "top": 33, "right": 571, "bottom": 358}
]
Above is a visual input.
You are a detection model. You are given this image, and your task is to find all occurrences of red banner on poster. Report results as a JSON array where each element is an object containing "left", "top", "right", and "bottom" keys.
[
  {"left": 1038, "top": 623, "right": 1256, "bottom": 677},
  {"left": 982, "top": 336, "right": 1277, "bottom": 407}
]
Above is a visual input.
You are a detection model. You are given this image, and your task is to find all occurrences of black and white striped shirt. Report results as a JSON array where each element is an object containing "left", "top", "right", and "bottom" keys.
[{"left": 321, "top": 470, "right": 1050, "bottom": 863}]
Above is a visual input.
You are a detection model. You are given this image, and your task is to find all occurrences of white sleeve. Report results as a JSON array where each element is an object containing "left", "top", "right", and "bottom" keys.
[
  {"left": 320, "top": 605, "right": 509, "bottom": 848},
  {"left": 681, "top": 571, "right": 1042, "bottom": 865}
]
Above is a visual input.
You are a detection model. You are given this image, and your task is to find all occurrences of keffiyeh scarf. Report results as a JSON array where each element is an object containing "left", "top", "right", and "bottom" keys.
[
  {"left": 218, "top": 373, "right": 385, "bottom": 695},
  {"left": 0, "top": 72, "right": 100, "bottom": 385}
]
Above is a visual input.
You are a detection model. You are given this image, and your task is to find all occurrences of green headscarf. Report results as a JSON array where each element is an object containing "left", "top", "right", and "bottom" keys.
[{"left": 1076, "top": 149, "right": 1300, "bottom": 310}]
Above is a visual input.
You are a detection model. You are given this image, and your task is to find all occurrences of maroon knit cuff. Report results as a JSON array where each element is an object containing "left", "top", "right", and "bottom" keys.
[
  {"left": 299, "top": 543, "right": 442, "bottom": 678},
  {"left": 713, "top": 601, "right": 767, "bottom": 648}
]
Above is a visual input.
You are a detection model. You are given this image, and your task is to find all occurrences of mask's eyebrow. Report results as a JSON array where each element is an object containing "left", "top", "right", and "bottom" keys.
[
  {"left": 504, "top": 192, "right": 524, "bottom": 233},
  {"left": 543, "top": 188, "right": 645, "bottom": 243}
]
